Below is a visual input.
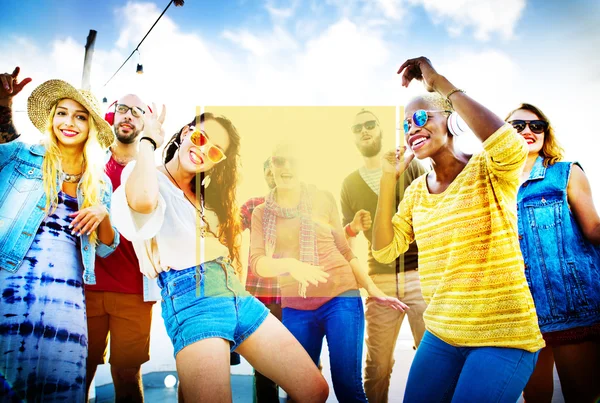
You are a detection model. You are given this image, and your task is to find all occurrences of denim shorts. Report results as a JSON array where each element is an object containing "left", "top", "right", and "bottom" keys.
[{"left": 157, "top": 257, "right": 269, "bottom": 357}]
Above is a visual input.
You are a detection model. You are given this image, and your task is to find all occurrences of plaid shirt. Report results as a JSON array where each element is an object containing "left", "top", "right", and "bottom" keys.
[{"left": 241, "top": 197, "right": 281, "bottom": 305}]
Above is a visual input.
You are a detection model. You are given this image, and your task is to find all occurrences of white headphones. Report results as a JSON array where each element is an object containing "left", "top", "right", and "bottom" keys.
[{"left": 447, "top": 112, "right": 471, "bottom": 136}]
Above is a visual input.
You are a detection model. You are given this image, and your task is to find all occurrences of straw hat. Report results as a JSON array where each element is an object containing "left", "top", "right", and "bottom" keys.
[{"left": 27, "top": 79, "right": 114, "bottom": 149}]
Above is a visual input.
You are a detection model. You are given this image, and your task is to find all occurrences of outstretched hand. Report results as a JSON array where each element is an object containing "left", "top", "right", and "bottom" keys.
[
  {"left": 289, "top": 260, "right": 329, "bottom": 298},
  {"left": 0, "top": 67, "right": 32, "bottom": 105},
  {"left": 397, "top": 57, "right": 441, "bottom": 92},
  {"left": 368, "top": 295, "right": 409, "bottom": 312}
]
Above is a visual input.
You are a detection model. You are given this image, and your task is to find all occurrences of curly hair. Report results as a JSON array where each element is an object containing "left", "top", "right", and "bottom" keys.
[
  {"left": 163, "top": 113, "right": 242, "bottom": 272},
  {"left": 505, "top": 103, "right": 564, "bottom": 167}
]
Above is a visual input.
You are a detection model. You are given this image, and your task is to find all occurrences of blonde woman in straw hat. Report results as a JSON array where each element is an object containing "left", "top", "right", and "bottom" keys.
[{"left": 0, "top": 67, "right": 119, "bottom": 402}]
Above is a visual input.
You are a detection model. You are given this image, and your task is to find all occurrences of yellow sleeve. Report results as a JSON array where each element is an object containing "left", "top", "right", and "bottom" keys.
[
  {"left": 372, "top": 182, "right": 416, "bottom": 264},
  {"left": 482, "top": 123, "right": 528, "bottom": 184}
]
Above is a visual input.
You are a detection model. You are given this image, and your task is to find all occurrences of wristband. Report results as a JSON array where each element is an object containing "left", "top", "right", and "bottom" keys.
[
  {"left": 445, "top": 88, "right": 465, "bottom": 107},
  {"left": 345, "top": 223, "right": 358, "bottom": 238},
  {"left": 140, "top": 136, "right": 157, "bottom": 151}
]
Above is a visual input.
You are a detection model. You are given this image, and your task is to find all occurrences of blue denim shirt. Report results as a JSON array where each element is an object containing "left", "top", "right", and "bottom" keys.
[
  {"left": 517, "top": 156, "right": 600, "bottom": 333},
  {"left": 0, "top": 140, "right": 119, "bottom": 284}
]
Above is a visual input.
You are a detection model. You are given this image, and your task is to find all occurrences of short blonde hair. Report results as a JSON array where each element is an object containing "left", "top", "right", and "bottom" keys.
[{"left": 505, "top": 103, "right": 564, "bottom": 166}]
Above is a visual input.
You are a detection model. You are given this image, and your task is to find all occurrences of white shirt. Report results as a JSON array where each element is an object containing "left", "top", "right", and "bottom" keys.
[{"left": 112, "top": 162, "right": 229, "bottom": 278}]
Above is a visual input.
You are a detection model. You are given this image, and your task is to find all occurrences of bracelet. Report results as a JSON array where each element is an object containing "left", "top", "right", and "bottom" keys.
[
  {"left": 140, "top": 136, "right": 157, "bottom": 151},
  {"left": 446, "top": 88, "right": 465, "bottom": 107},
  {"left": 345, "top": 223, "right": 358, "bottom": 238}
]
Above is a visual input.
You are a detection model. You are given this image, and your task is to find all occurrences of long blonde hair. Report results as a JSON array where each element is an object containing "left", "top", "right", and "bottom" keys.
[
  {"left": 42, "top": 101, "right": 107, "bottom": 245},
  {"left": 505, "top": 103, "right": 564, "bottom": 166}
]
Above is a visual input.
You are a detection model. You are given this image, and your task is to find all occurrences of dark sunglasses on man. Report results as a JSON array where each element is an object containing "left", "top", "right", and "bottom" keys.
[
  {"left": 508, "top": 120, "right": 548, "bottom": 134},
  {"left": 351, "top": 120, "right": 378, "bottom": 134}
]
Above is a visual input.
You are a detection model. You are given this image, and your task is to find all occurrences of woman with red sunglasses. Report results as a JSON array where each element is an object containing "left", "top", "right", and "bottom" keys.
[
  {"left": 111, "top": 112, "right": 329, "bottom": 402},
  {"left": 372, "top": 57, "right": 545, "bottom": 402},
  {"left": 506, "top": 103, "right": 600, "bottom": 403}
]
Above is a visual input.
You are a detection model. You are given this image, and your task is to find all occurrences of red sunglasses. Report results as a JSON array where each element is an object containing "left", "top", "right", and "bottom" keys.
[{"left": 189, "top": 127, "right": 227, "bottom": 164}]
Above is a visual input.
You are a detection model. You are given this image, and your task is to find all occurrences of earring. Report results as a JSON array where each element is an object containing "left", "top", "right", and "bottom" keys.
[{"left": 202, "top": 175, "right": 211, "bottom": 188}]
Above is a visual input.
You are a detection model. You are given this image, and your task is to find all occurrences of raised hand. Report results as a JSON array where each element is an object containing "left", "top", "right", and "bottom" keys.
[
  {"left": 351, "top": 209, "right": 372, "bottom": 233},
  {"left": 0, "top": 67, "right": 32, "bottom": 106},
  {"left": 381, "top": 146, "right": 415, "bottom": 180},
  {"left": 141, "top": 102, "right": 167, "bottom": 148},
  {"left": 397, "top": 57, "right": 441, "bottom": 92}
]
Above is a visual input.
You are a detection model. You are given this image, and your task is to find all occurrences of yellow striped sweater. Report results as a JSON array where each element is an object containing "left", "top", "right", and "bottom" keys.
[{"left": 373, "top": 124, "right": 545, "bottom": 352}]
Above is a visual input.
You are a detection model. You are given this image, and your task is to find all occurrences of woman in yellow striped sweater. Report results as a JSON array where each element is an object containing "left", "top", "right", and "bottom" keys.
[{"left": 372, "top": 57, "right": 545, "bottom": 402}]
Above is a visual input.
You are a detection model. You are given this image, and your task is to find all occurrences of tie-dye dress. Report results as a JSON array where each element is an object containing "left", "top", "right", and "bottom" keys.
[{"left": 0, "top": 192, "right": 87, "bottom": 402}]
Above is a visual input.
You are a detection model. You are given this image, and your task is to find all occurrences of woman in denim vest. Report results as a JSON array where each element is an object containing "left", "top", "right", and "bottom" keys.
[
  {"left": 112, "top": 111, "right": 329, "bottom": 402},
  {"left": 507, "top": 103, "right": 600, "bottom": 403},
  {"left": 0, "top": 68, "right": 119, "bottom": 402}
]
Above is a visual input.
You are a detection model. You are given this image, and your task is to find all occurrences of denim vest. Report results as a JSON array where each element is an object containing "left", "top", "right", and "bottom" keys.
[
  {"left": 0, "top": 140, "right": 119, "bottom": 284},
  {"left": 517, "top": 156, "right": 600, "bottom": 333}
]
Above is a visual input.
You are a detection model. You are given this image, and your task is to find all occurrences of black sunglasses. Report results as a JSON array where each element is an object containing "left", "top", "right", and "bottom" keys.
[
  {"left": 508, "top": 120, "right": 548, "bottom": 134},
  {"left": 351, "top": 120, "right": 377, "bottom": 134}
]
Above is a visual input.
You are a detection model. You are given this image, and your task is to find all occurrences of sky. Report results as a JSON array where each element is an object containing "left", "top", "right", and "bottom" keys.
[{"left": 2, "top": 0, "right": 600, "bottom": 204}]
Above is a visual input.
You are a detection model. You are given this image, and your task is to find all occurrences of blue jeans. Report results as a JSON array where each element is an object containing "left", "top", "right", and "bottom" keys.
[
  {"left": 404, "top": 331, "right": 540, "bottom": 403},
  {"left": 282, "top": 290, "right": 367, "bottom": 403}
]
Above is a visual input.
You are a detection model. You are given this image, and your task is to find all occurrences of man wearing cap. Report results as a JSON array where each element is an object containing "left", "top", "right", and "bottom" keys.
[
  {"left": 85, "top": 94, "right": 154, "bottom": 403},
  {"left": 340, "top": 109, "right": 427, "bottom": 403}
]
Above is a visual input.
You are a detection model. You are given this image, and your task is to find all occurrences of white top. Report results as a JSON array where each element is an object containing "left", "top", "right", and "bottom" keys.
[{"left": 112, "top": 162, "right": 229, "bottom": 278}]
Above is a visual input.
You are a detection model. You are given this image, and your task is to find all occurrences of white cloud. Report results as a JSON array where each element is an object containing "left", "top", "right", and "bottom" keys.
[{"left": 408, "top": 0, "right": 526, "bottom": 41}]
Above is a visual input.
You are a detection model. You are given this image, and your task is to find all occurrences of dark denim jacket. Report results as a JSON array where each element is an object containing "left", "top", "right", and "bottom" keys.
[{"left": 517, "top": 156, "right": 600, "bottom": 333}]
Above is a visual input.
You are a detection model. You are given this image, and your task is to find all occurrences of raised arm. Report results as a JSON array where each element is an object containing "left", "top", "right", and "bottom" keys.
[
  {"left": 125, "top": 103, "right": 166, "bottom": 213},
  {"left": 372, "top": 147, "right": 415, "bottom": 255},
  {"left": 0, "top": 67, "right": 32, "bottom": 145},
  {"left": 398, "top": 57, "right": 505, "bottom": 144}
]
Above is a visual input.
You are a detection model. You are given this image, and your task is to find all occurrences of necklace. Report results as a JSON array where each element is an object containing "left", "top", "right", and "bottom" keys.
[
  {"left": 163, "top": 163, "right": 208, "bottom": 238},
  {"left": 62, "top": 171, "right": 83, "bottom": 183},
  {"left": 163, "top": 163, "right": 203, "bottom": 212}
]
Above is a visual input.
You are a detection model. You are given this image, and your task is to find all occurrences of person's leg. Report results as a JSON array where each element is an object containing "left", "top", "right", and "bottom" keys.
[
  {"left": 237, "top": 314, "right": 329, "bottom": 403},
  {"left": 522, "top": 346, "right": 555, "bottom": 403},
  {"left": 402, "top": 331, "right": 465, "bottom": 403},
  {"left": 553, "top": 340, "right": 600, "bottom": 402},
  {"left": 403, "top": 270, "right": 427, "bottom": 348},
  {"left": 254, "top": 303, "right": 283, "bottom": 403},
  {"left": 323, "top": 295, "right": 368, "bottom": 403},
  {"left": 451, "top": 346, "right": 539, "bottom": 403},
  {"left": 85, "top": 290, "right": 110, "bottom": 400},
  {"left": 364, "top": 276, "right": 405, "bottom": 403},
  {"left": 176, "top": 337, "right": 233, "bottom": 403},
  {"left": 106, "top": 292, "right": 154, "bottom": 403},
  {"left": 281, "top": 306, "right": 324, "bottom": 366}
]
